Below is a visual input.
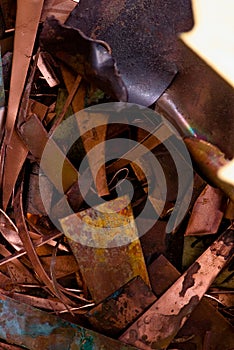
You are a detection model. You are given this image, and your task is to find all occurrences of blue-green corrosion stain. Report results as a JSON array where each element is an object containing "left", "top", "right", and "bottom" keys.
[
  {"left": 0, "top": 298, "right": 73, "bottom": 338},
  {"left": 72, "top": 329, "right": 95, "bottom": 350},
  {"left": 0, "top": 300, "right": 24, "bottom": 339},
  {"left": 25, "top": 322, "right": 60, "bottom": 337},
  {"left": 0, "top": 296, "right": 137, "bottom": 350},
  {"left": 106, "top": 287, "right": 123, "bottom": 301}
]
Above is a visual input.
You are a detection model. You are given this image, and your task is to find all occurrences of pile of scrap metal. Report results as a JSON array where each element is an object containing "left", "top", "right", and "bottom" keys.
[{"left": 0, "top": 1, "right": 233, "bottom": 349}]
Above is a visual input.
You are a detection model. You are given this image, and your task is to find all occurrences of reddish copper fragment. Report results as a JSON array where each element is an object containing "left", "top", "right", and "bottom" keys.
[{"left": 120, "top": 229, "right": 234, "bottom": 349}]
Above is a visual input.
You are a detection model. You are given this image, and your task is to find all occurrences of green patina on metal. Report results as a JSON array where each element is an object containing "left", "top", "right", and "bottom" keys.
[
  {"left": 71, "top": 329, "right": 95, "bottom": 350},
  {"left": 0, "top": 294, "right": 138, "bottom": 350}
]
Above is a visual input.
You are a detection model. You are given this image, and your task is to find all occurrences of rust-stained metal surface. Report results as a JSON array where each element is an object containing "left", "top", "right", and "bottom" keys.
[
  {"left": 0, "top": 294, "right": 138, "bottom": 350},
  {"left": 18, "top": 114, "right": 78, "bottom": 194},
  {"left": 87, "top": 276, "right": 156, "bottom": 337},
  {"left": 1, "top": 129, "right": 28, "bottom": 209},
  {"left": 185, "top": 184, "right": 226, "bottom": 236},
  {"left": 60, "top": 195, "right": 150, "bottom": 303},
  {"left": 0, "top": 52, "right": 5, "bottom": 109},
  {"left": 13, "top": 182, "right": 73, "bottom": 305},
  {"left": 76, "top": 112, "right": 109, "bottom": 197},
  {"left": 54, "top": 0, "right": 234, "bottom": 174},
  {"left": 3, "top": 0, "right": 43, "bottom": 144},
  {"left": 148, "top": 255, "right": 234, "bottom": 350},
  {"left": 155, "top": 43, "right": 234, "bottom": 158},
  {"left": 1, "top": 52, "right": 38, "bottom": 209},
  {"left": 120, "top": 228, "right": 234, "bottom": 349},
  {"left": 0, "top": 1, "right": 233, "bottom": 348},
  {"left": 40, "top": 17, "right": 127, "bottom": 102},
  {"left": 40, "top": 0, "right": 194, "bottom": 106},
  {"left": 148, "top": 254, "right": 180, "bottom": 297},
  {"left": 172, "top": 298, "right": 234, "bottom": 350},
  {"left": 40, "top": 0, "right": 77, "bottom": 23}
]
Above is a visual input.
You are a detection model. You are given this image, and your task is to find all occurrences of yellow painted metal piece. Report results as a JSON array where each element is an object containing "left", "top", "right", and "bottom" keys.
[{"left": 60, "top": 195, "right": 150, "bottom": 303}]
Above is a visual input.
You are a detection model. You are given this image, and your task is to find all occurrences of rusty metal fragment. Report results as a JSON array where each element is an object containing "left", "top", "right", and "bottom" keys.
[
  {"left": 49, "top": 80, "right": 81, "bottom": 135},
  {"left": 75, "top": 107, "right": 109, "bottom": 197},
  {"left": 13, "top": 182, "right": 74, "bottom": 305},
  {"left": 148, "top": 254, "right": 234, "bottom": 349},
  {"left": 0, "top": 244, "right": 37, "bottom": 285},
  {"left": 0, "top": 209, "right": 23, "bottom": 251},
  {"left": 0, "top": 231, "right": 63, "bottom": 267},
  {"left": 1, "top": 50, "right": 38, "bottom": 209},
  {"left": 148, "top": 254, "right": 180, "bottom": 297},
  {"left": 87, "top": 276, "right": 156, "bottom": 337},
  {"left": 0, "top": 49, "right": 5, "bottom": 108},
  {"left": 0, "top": 51, "right": 5, "bottom": 142},
  {"left": 185, "top": 185, "right": 226, "bottom": 236},
  {"left": 37, "top": 52, "right": 60, "bottom": 88},
  {"left": 173, "top": 299, "right": 234, "bottom": 350},
  {"left": 4, "top": 0, "right": 44, "bottom": 143},
  {"left": 28, "top": 99, "right": 48, "bottom": 121},
  {"left": 26, "top": 163, "right": 53, "bottom": 215},
  {"left": 1, "top": 130, "right": 28, "bottom": 209},
  {"left": 0, "top": 0, "right": 233, "bottom": 345},
  {"left": 0, "top": 291, "right": 67, "bottom": 313},
  {"left": 62, "top": 66, "right": 110, "bottom": 196},
  {"left": 155, "top": 44, "right": 234, "bottom": 158},
  {"left": 65, "top": 0, "right": 194, "bottom": 105},
  {"left": 60, "top": 65, "right": 86, "bottom": 115},
  {"left": 60, "top": 195, "right": 150, "bottom": 303},
  {"left": 0, "top": 341, "right": 24, "bottom": 350},
  {"left": 0, "top": 271, "right": 12, "bottom": 291},
  {"left": 40, "top": 255, "right": 79, "bottom": 280},
  {"left": 40, "top": 0, "right": 77, "bottom": 24},
  {"left": 40, "top": 16, "right": 127, "bottom": 102},
  {"left": 18, "top": 114, "right": 78, "bottom": 194},
  {"left": 0, "top": 294, "right": 138, "bottom": 350},
  {"left": 120, "top": 228, "right": 234, "bottom": 349}
]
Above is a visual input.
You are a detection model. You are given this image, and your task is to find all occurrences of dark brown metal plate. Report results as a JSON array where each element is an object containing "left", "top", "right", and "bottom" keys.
[
  {"left": 40, "top": 1, "right": 194, "bottom": 106},
  {"left": 40, "top": 16, "right": 127, "bottom": 102},
  {"left": 65, "top": 0, "right": 194, "bottom": 106},
  {"left": 155, "top": 41, "right": 234, "bottom": 158},
  {"left": 87, "top": 276, "right": 156, "bottom": 337}
]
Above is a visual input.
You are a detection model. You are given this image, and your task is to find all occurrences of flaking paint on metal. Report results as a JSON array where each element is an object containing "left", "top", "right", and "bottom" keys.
[
  {"left": 61, "top": 195, "right": 150, "bottom": 303},
  {"left": 179, "top": 262, "right": 200, "bottom": 297}
]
